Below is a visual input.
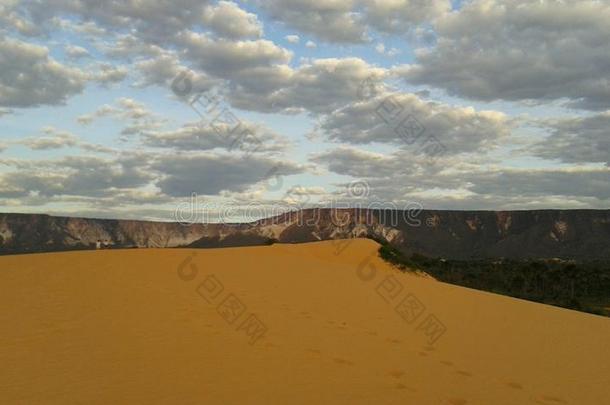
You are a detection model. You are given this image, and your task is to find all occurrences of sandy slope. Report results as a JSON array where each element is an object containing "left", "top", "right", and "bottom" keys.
[{"left": 1, "top": 239, "right": 609, "bottom": 404}]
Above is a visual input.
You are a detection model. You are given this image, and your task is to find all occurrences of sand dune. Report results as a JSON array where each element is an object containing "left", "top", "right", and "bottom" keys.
[{"left": 1, "top": 239, "right": 609, "bottom": 404}]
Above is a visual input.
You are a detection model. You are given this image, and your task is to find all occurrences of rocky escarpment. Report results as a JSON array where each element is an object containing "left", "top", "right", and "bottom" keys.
[
  {"left": 0, "top": 214, "right": 210, "bottom": 254},
  {"left": 1, "top": 209, "right": 609, "bottom": 259}
]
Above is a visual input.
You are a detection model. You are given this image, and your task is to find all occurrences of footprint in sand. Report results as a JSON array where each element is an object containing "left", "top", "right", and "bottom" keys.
[
  {"left": 533, "top": 395, "right": 568, "bottom": 404},
  {"left": 456, "top": 370, "right": 473, "bottom": 377},
  {"left": 448, "top": 398, "right": 468, "bottom": 405},
  {"left": 388, "top": 370, "right": 405, "bottom": 379},
  {"left": 506, "top": 381, "right": 523, "bottom": 390},
  {"left": 386, "top": 338, "right": 402, "bottom": 344},
  {"left": 306, "top": 348, "right": 321, "bottom": 355},
  {"left": 394, "top": 383, "right": 416, "bottom": 392},
  {"left": 423, "top": 346, "right": 435, "bottom": 352},
  {"left": 333, "top": 358, "right": 354, "bottom": 366},
  {"left": 418, "top": 351, "right": 429, "bottom": 357},
  {"left": 440, "top": 360, "right": 454, "bottom": 367}
]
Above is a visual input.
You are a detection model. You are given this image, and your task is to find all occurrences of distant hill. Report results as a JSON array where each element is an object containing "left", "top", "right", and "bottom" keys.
[{"left": 1, "top": 209, "right": 610, "bottom": 259}]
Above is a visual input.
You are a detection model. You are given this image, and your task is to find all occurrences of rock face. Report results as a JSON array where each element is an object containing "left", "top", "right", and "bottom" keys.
[
  {"left": 0, "top": 214, "right": 210, "bottom": 254},
  {"left": 1, "top": 209, "right": 609, "bottom": 259}
]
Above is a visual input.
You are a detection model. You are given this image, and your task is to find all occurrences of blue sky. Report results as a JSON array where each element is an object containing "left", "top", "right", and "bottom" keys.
[{"left": 0, "top": 0, "right": 609, "bottom": 221}]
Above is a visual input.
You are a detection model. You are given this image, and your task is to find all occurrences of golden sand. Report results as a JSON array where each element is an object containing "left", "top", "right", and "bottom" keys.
[{"left": 1, "top": 239, "right": 609, "bottom": 404}]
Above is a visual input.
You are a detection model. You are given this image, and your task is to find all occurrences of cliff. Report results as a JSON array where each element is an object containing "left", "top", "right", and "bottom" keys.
[{"left": 1, "top": 209, "right": 609, "bottom": 259}]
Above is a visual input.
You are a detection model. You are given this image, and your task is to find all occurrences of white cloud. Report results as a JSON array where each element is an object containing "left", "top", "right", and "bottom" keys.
[
  {"left": 19, "top": 127, "right": 79, "bottom": 150},
  {"left": 152, "top": 153, "right": 304, "bottom": 196},
  {"left": 21, "top": 0, "right": 213, "bottom": 41},
  {"left": 229, "top": 57, "right": 387, "bottom": 114},
  {"left": 0, "top": 154, "right": 153, "bottom": 199},
  {"left": 386, "top": 48, "right": 400, "bottom": 57},
  {"left": 258, "top": 0, "right": 450, "bottom": 43},
  {"left": 259, "top": 0, "right": 366, "bottom": 43},
  {"left": 142, "top": 121, "right": 290, "bottom": 153},
  {"left": 177, "top": 31, "right": 293, "bottom": 78},
  {"left": 316, "top": 91, "right": 514, "bottom": 154},
  {"left": 532, "top": 111, "right": 610, "bottom": 165},
  {"left": 64, "top": 45, "right": 90, "bottom": 59},
  {"left": 312, "top": 146, "right": 610, "bottom": 207},
  {"left": 133, "top": 52, "right": 217, "bottom": 91},
  {"left": 0, "top": 0, "right": 40, "bottom": 36},
  {"left": 401, "top": 0, "right": 610, "bottom": 110},
  {"left": 1, "top": 0, "right": 609, "bottom": 213},
  {"left": 77, "top": 98, "right": 166, "bottom": 137},
  {"left": 363, "top": 0, "right": 450, "bottom": 34},
  {"left": 91, "top": 63, "right": 128, "bottom": 86},
  {"left": 202, "top": 1, "right": 264, "bottom": 39},
  {"left": 0, "top": 37, "right": 87, "bottom": 107}
]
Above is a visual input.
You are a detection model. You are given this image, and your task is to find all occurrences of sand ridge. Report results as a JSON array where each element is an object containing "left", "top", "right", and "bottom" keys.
[{"left": 1, "top": 239, "right": 609, "bottom": 404}]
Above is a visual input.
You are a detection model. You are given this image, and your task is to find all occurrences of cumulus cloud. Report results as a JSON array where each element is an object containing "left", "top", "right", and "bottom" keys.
[
  {"left": 259, "top": 0, "right": 367, "bottom": 43},
  {"left": 19, "top": 127, "right": 79, "bottom": 150},
  {"left": 400, "top": 0, "right": 610, "bottom": 110},
  {"left": 142, "top": 121, "right": 290, "bottom": 153},
  {"left": 532, "top": 111, "right": 610, "bottom": 165},
  {"left": 202, "top": 1, "right": 263, "bottom": 39},
  {"left": 177, "top": 31, "right": 292, "bottom": 77},
  {"left": 229, "top": 57, "right": 387, "bottom": 114},
  {"left": 0, "top": 37, "right": 87, "bottom": 107},
  {"left": 0, "top": 154, "right": 153, "bottom": 199},
  {"left": 312, "top": 147, "right": 417, "bottom": 180},
  {"left": 133, "top": 52, "right": 217, "bottom": 91},
  {"left": 258, "top": 0, "right": 450, "bottom": 43},
  {"left": 153, "top": 153, "right": 304, "bottom": 196},
  {"left": 2, "top": 0, "right": 609, "bottom": 214},
  {"left": 77, "top": 98, "right": 166, "bottom": 136},
  {"left": 364, "top": 0, "right": 450, "bottom": 33},
  {"left": 21, "top": 0, "right": 213, "bottom": 41},
  {"left": 65, "top": 20, "right": 107, "bottom": 37},
  {"left": 0, "top": 0, "right": 40, "bottom": 36},
  {"left": 313, "top": 146, "right": 610, "bottom": 207},
  {"left": 91, "top": 63, "right": 128, "bottom": 86},
  {"left": 316, "top": 91, "right": 513, "bottom": 154},
  {"left": 375, "top": 43, "right": 400, "bottom": 57},
  {"left": 101, "top": 33, "right": 166, "bottom": 59},
  {"left": 466, "top": 168, "right": 610, "bottom": 201},
  {"left": 64, "top": 44, "right": 90, "bottom": 59}
]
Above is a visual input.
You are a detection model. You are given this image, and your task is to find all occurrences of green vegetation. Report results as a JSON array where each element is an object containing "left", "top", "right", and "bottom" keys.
[{"left": 375, "top": 240, "right": 610, "bottom": 317}]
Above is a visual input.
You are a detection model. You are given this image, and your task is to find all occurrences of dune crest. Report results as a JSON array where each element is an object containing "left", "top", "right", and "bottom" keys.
[{"left": 1, "top": 239, "right": 609, "bottom": 404}]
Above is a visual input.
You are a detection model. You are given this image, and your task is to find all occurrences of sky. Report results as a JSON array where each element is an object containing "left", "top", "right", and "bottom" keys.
[{"left": 0, "top": 0, "right": 609, "bottom": 222}]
